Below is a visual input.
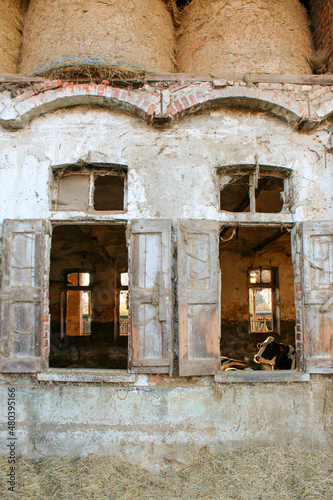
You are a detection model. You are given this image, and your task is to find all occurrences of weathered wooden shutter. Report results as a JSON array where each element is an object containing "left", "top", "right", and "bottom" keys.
[
  {"left": 178, "top": 220, "right": 220, "bottom": 376},
  {"left": 302, "top": 221, "right": 333, "bottom": 373},
  {"left": 1, "top": 220, "right": 49, "bottom": 373},
  {"left": 129, "top": 220, "right": 172, "bottom": 374}
]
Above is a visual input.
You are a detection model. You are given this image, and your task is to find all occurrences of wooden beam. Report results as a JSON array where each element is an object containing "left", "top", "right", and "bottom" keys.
[
  {"left": 0, "top": 74, "right": 45, "bottom": 83},
  {"left": 2, "top": 73, "right": 333, "bottom": 86},
  {"left": 246, "top": 229, "right": 286, "bottom": 255},
  {"left": 144, "top": 73, "right": 333, "bottom": 85}
]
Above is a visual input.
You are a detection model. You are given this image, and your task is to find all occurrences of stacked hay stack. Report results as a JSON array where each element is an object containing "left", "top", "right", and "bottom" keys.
[
  {"left": 177, "top": 0, "right": 314, "bottom": 74},
  {"left": 20, "top": 0, "right": 175, "bottom": 77},
  {"left": 0, "top": 0, "right": 26, "bottom": 74}
]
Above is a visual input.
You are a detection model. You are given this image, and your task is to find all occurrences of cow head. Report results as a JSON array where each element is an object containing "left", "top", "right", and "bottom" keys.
[
  {"left": 254, "top": 337, "right": 277, "bottom": 367},
  {"left": 254, "top": 336, "right": 295, "bottom": 370}
]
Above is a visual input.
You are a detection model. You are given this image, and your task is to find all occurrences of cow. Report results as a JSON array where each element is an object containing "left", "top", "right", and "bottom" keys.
[
  {"left": 221, "top": 356, "right": 251, "bottom": 371},
  {"left": 254, "top": 336, "right": 295, "bottom": 370}
]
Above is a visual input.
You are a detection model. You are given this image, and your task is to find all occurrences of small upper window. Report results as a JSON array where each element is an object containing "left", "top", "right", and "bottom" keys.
[
  {"left": 52, "top": 163, "right": 127, "bottom": 212},
  {"left": 218, "top": 165, "right": 291, "bottom": 214}
]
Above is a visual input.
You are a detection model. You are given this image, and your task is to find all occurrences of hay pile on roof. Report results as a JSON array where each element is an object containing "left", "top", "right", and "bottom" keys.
[
  {"left": 177, "top": 0, "right": 314, "bottom": 75},
  {"left": 20, "top": 0, "right": 176, "bottom": 78},
  {"left": 1, "top": 446, "right": 333, "bottom": 499},
  {"left": 0, "top": 0, "right": 25, "bottom": 74}
]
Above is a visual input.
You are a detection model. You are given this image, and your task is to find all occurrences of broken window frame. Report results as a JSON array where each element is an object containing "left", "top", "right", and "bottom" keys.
[
  {"left": 51, "top": 163, "right": 128, "bottom": 213},
  {"left": 217, "top": 164, "right": 292, "bottom": 214}
]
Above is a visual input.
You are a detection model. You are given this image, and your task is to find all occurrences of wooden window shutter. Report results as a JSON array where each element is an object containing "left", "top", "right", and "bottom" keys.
[
  {"left": 1, "top": 220, "right": 50, "bottom": 373},
  {"left": 302, "top": 221, "right": 333, "bottom": 373},
  {"left": 178, "top": 220, "right": 220, "bottom": 376},
  {"left": 129, "top": 220, "right": 173, "bottom": 374}
]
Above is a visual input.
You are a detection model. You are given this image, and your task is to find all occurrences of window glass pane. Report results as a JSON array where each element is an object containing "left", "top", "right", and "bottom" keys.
[
  {"left": 119, "top": 290, "right": 129, "bottom": 335},
  {"left": 79, "top": 272, "right": 90, "bottom": 286},
  {"left": 55, "top": 175, "right": 90, "bottom": 211},
  {"left": 249, "top": 270, "right": 260, "bottom": 284},
  {"left": 261, "top": 269, "right": 272, "bottom": 283},
  {"left": 67, "top": 273, "right": 78, "bottom": 286},
  {"left": 249, "top": 288, "right": 273, "bottom": 332},
  {"left": 120, "top": 272, "right": 128, "bottom": 286}
]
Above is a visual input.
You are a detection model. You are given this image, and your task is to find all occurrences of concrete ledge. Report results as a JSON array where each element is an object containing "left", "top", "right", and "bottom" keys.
[
  {"left": 214, "top": 371, "right": 310, "bottom": 383},
  {"left": 37, "top": 369, "right": 136, "bottom": 384}
]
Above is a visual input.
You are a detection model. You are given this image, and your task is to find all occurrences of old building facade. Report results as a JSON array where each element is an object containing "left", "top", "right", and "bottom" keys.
[{"left": 0, "top": 0, "right": 332, "bottom": 469}]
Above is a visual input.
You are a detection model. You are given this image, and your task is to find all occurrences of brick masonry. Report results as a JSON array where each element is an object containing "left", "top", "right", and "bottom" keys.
[
  {"left": 294, "top": 283, "right": 304, "bottom": 370},
  {"left": 1, "top": 79, "right": 333, "bottom": 131},
  {"left": 310, "top": 0, "right": 333, "bottom": 72}
]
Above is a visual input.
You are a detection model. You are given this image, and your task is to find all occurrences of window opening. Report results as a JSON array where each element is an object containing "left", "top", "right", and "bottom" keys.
[
  {"left": 220, "top": 175, "right": 250, "bottom": 212},
  {"left": 119, "top": 272, "right": 129, "bottom": 336},
  {"left": 49, "top": 224, "right": 128, "bottom": 369},
  {"left": 219, "top": 225, "right": 295, "bottom": 369},
  {"left": 65, "top": 271, "right": 92, "bottom": 337},
  {"left": 249, "top": 267, "right": 276, "bottom": 333},
  {"left": 218, "top": 166, "right": 291, "bottom": 214},
  {"left": 94, "top": 175, "right": 124, "bottom": 211},
  {"left": 52, "top": 163, "right": 127, "bottom": 212}
]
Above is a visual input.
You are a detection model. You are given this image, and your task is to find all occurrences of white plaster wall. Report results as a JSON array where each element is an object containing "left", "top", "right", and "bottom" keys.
[{"left": 0, "top": 106, "right": 332, "bottom": 223}]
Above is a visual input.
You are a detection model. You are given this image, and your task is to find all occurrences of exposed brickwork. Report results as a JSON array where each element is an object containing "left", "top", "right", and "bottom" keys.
[
  {"left": 42, "top": 285, "right": 50, "bottom": 363},
  {"left": 294, "top": 283, "right": 304, "bottom": 370},
  {"left": 310, "top": 0, "right": 333, "bottom": 72},
  {"left": 2, "top": 79, "right": 333, "bottom": 130}
]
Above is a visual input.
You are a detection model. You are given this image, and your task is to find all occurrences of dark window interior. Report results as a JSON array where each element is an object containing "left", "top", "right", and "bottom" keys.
[
  {"left": 49, "top": 224, "right": 128, "bottom": 369},
  {"left": 94, "top": 175, "right": 124, "bottom": 211},
  {"left": 220, "top": 173, "right": 285, "bottom": 214},
  {"left": 220, "top": 175, "right": 250, "bottom": 212},
  {"left": 255, "top": 177, "right": 284, "bottom": 213}
]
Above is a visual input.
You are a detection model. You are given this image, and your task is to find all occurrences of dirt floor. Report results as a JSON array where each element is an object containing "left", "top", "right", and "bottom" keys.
[{"left": 1, "top": 446, "right": 333, "bottom": 499}]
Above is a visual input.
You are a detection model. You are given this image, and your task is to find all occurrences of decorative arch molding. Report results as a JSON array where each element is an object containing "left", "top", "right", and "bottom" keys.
[{"left": 0, "top": 80, "right": 328, "bottom": 130}]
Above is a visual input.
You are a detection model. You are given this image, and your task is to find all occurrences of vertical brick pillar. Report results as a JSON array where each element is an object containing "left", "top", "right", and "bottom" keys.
[
  {"left": 294, "top": 283, "right": 304, "bottom": 369},
  {"left": 42, "top": 283, "right": 50, "bottom": 364},
  {"left": 310, "top": 0, "right": 333, "bottom": 72}
]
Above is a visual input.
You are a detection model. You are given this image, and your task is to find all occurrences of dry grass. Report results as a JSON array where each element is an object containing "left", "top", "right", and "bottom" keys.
[{"left": 1, "top": 447, "right": 333, "bottom": 499}]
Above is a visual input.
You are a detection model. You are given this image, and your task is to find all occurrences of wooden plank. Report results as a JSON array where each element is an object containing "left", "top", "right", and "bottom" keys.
[
  {"left": 129, "top": 220, "right": 173, "bottom": 374},
  {"left": 144, "top": 73, "right": 333, "bottom": 85},
  {"left": 305, "top": 358, "right": 333, "bottom": 373},
  {"left": 0, "top": 74, "right": 45, "bottom": 83},
  {"left": 1, "top": 220, "right": 49, "bottom": 373},
  {"left": 2, "top": 73, "right": 333, "bottom": 86},
  {"left": 178, "top": 220, "right": 221, "bottom": 376},
  {"left": 302, "top": 222, "right": 333, "bottom": 371}
]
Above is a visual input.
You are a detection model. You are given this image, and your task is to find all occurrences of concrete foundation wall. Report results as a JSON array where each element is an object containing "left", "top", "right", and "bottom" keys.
[{"left": 0, "top": 373, "right": 332, "bottom": 470}]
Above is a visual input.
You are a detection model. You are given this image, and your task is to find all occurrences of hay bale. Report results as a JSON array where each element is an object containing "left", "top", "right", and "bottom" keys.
[
  {"left": 20, "top": 0, "right": 175, "bottom": 78},
  {"left": 177, "top": 0, "right": 314, "bottom": 75},
  {"left": 0, "top": 0, "right": 25, "bottom": 74}
]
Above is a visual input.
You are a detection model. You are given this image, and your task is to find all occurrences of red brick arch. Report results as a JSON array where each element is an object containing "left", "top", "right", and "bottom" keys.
[{"left": 0, "top": 80, "right": 326, "bottom": 130}]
